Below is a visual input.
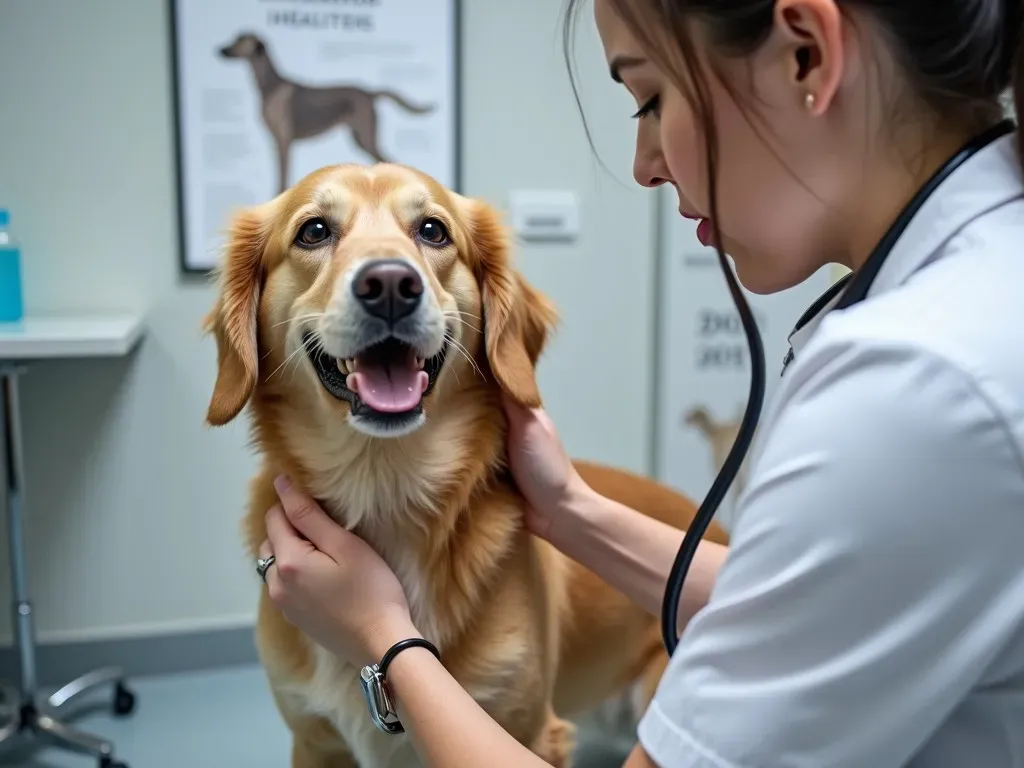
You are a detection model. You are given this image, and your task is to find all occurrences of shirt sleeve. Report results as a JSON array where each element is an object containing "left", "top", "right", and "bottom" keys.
[{"left": 637, "top": 334, "right": 1024, "bottom": 768}]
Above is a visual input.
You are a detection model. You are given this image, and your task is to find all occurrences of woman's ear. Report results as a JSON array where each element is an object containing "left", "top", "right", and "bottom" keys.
[
  {"left": 772, "top": 0, "right": 844, "bottom": 114},
  {"left": 470, "top": 200, "right": 559, "bottom": 408},
  {"left": 203, "top": 204, "right": 272, "bottom": 426}
]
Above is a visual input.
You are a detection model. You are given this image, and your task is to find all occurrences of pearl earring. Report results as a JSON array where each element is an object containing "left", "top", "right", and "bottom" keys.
[{"left": 804, "top": 92, "right": 817, "bottom": 111}]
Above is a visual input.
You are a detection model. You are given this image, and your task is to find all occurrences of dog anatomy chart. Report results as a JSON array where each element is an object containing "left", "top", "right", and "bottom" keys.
[
  {"left": 170, "top": 0, "right": 459, "bottom": 272},
  {"left": 653, "top": 190, "right": 838, "bottom": 532}
]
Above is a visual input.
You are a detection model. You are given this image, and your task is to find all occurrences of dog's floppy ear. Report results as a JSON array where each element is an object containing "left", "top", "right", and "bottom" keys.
[
  {"left": 203, "top": 205, "right": 271, "bottom": 426},
  {"left": 470, "top": 200, "right": 558, "bottom": 408}
]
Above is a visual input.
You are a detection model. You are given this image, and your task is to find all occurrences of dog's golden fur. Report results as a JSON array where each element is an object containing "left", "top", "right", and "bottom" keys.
[{"left": 203, "top": 163, "right": 729, "bottom": 767}]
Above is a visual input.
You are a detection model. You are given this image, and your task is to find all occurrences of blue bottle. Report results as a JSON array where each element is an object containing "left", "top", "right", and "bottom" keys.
[{"left": 0, "top": 209, "right": 23, "bottom": 323}]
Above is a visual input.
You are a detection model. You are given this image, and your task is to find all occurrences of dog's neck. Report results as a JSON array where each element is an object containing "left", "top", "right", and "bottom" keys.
[
  {"left": 259, "top": 385, "right": 522, "bottom": 647},
  {"left": 245, "top": 52, "right": 287, "bottom": 99}
]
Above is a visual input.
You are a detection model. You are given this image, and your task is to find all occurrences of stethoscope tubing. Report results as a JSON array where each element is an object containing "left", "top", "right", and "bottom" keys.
[{"left": 659, "top": 118, "right": 1017, "bottom": 656}]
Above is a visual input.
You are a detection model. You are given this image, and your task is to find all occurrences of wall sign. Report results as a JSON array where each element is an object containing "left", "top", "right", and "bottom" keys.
[{"left": 169, "top": 0, "right": 461, "bottom": 273}]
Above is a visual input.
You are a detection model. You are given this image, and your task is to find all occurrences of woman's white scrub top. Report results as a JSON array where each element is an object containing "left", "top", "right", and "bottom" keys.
[{"left": 639, "top": 132, "right": 1024, "bottom": 767}]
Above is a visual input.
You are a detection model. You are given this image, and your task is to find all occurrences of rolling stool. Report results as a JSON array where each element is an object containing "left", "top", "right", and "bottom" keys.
[{"left": 0, "top": 365, "right": 136, "bottom": 767}]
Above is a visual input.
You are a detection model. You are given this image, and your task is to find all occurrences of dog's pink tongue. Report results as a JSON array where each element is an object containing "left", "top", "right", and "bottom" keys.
[{"left": 346, "top": 364, "right": 429, "bottom": 413}]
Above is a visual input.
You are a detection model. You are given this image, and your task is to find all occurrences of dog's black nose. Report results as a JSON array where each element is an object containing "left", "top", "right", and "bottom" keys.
[{"left": 352, "top": 259, "right": 423, "bottom": 324}]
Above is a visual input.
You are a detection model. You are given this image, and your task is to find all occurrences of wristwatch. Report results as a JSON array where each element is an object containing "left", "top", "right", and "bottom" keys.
[
  {"left": 359, "top": 637, "right": 440, "bottom": 734},
  {"left": 359, "top": 663, "right": 403, "bottom": 734}
]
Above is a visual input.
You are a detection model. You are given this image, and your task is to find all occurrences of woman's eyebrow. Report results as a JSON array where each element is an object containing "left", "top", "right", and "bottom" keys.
[{"left": 609, "top": 54, "right": 646, "bottom": 82}]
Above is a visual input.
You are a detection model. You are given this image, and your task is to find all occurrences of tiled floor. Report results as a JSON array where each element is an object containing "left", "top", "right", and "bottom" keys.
[{"left": 0, "top": 664, "right": 632, "bottom": 767}]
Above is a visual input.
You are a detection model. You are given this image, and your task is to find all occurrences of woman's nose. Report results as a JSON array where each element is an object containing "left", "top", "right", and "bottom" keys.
[
  {"left": 634, "top": 160, "right": 671, "bottom": 189},
  {"left": 633, "top": 141, "right": 672, "bottom": 189}
]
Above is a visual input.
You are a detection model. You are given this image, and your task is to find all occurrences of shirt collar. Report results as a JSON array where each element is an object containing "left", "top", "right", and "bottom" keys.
[
  {"left": 784, "top": 130, "right": 1023, "bottom": 371},
  {"left": 783, "top": 273, "right": 850, "bottom": 370}
]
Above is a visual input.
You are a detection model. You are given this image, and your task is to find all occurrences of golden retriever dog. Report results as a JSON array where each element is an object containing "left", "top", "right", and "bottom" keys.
[{"left": 202, "top": 162, "right": 729, "bottom": 768}]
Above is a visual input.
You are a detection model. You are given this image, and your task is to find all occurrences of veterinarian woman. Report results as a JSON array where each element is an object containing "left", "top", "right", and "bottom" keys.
[{"left": 258, "top": 0, "right": 1024, "bottom": 765}]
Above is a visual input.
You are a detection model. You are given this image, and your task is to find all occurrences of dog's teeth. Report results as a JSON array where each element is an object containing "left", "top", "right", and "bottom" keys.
[
  {"left": 336, "top": 359, "right": 348, "bottom": 374},
  {"left": 347, "top": 358, "right": 357, "bottom": 371},
  {"left": 415, "top": 356, "right": 425, "bottom": 370}
]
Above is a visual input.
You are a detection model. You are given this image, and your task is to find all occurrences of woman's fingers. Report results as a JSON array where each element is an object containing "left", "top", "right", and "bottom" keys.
[
  {"left": 264, "top": 501, "right": 315, "bottom": 580},
  {"left": 264, "top": 502, "right": 295, "bottom": 551},
  {"left": 273, "top": 475, "right": 345, "bottom": 558}
]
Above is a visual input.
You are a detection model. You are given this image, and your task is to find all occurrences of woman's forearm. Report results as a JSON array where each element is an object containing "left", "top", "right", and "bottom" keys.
[
  {"left": 359, "top": 488, "right": 727, "bottom": 768},
  {"left": 550, "top": 484, "right": 728, "bottom": 628},
  {"left": 369, "top": 628, "right": 554, "bottom": 768}
]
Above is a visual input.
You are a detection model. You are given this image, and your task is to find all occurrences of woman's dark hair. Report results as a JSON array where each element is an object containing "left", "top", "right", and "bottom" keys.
[{"left": 563, "top": 0, "right": 1023, "bottom": 261}]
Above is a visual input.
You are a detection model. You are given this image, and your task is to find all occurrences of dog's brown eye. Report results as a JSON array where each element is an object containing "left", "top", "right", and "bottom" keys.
[
  {"left": 417, "top": 218, "right": 449, "bottom": 246},
  {"left": 296, "top": 218, "right": 330, "bottom": 247}
]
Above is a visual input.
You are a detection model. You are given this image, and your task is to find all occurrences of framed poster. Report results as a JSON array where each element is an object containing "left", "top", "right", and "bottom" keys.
[
  {"left": 653, "top": 190, "right": 839, "bottom": 532},
  {"left": 169, "top": 0, "right": 461, "bottom": 273}
]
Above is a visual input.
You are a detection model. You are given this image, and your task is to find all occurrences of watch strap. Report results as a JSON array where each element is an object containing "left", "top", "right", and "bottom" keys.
[{"left": 378, "top": 637, "right": 440, "bottom": 679}]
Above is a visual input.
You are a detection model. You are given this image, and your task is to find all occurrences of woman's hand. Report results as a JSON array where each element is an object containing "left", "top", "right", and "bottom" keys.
[
  {"left": 501, "top": 394, "right": 590, "bottom": 542},
  {"left": 260, "top": 476, "right": 419, "bottom": 666}
]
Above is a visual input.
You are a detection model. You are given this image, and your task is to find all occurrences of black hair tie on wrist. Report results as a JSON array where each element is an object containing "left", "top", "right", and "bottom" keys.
[{"left": 378, "top": 637, "right": 440, "bottom": 679}]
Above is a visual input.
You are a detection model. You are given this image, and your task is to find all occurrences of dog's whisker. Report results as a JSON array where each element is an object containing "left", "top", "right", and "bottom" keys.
[
  {"left": 444, "top": 315, "right": 481, "bottom": 334},
  {"left": 284, "top": 339, "right": 311, "bottom": 378},
  {"left": 304, "top": 333, "right": 324, "bottom": 356},
  {"left": 443, "top": 309, "right": 482, "bottom": 322},
  {"left": 286, "top": 354, "right": 307, "bottom": 383},
  {"left": 263, "top": 319, "right": 328, "bottom": 380},
  {"left": 454, "top": 348, "right": 483, "bottom": 381},
  {"left": 271, "top": 312, "right": 325, "bottom": 331},
  {"left": 442, "top": 311, "right": 482, "bottom": 333},
  {"left": 445, "top": 330, "right": 476, "bottom": 358},
  {"left": 268, "top": 345, "right": 308, "bottom": 381},
  {"left": 291, "top": 334, "right": 326, "bottom": 380},
  {"left": 444, "top": 332, "right": 484, "bottom": 382},
  {"left": 441, "top": 331, "right": 466, "bottom": 386},
  {"left": 268, "top": 334, "right": 320, "bottom": 382},
  {"left": 447, "top": 336, "right": 477, "bottom": 369}
]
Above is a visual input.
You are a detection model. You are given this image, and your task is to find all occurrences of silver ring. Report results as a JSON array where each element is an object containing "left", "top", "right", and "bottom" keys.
[{"left": 256, "top": 555, "right": 276, "bottom": 584}]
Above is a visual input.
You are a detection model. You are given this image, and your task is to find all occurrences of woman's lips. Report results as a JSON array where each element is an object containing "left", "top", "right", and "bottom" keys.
[
  {"left": 696, "top": 218, "right": 712, "bottom": 247},
  {"left": 679, "top": 208, "right": 713, "bottom": 247}
]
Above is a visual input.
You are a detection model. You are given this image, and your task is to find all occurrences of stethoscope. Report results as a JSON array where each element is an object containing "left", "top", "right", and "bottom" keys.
[{"left": 661, "top": 117, "right": 1018, "bottom": 655}]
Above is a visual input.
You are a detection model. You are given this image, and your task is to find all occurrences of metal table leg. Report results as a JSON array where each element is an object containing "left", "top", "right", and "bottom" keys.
[{"left": 0, "top": 364, "right": 136, "bottom": 767}]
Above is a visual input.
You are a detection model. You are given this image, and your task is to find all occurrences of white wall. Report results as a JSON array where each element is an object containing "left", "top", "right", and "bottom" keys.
[{"left": 0, "top": 0, "right": 657, "bottom": 643}]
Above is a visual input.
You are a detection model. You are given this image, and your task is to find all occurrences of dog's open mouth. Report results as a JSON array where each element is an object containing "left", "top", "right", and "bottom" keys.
[{"left": 304, "top": 332, "right": 449, "bottom": 422}]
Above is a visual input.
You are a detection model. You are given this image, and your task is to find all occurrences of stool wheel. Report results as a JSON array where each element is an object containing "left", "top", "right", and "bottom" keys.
[{"left": 113, "top": 681, "right": 136, "bottom": 717}]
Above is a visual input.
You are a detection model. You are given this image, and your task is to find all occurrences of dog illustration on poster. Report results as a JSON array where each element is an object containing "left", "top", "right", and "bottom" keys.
[
  {"left": 683, "top": 404, "right": 751, "bottom": 510},
  {"left": 217, "top": 32, "right": 435, "bottom": 194}
]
